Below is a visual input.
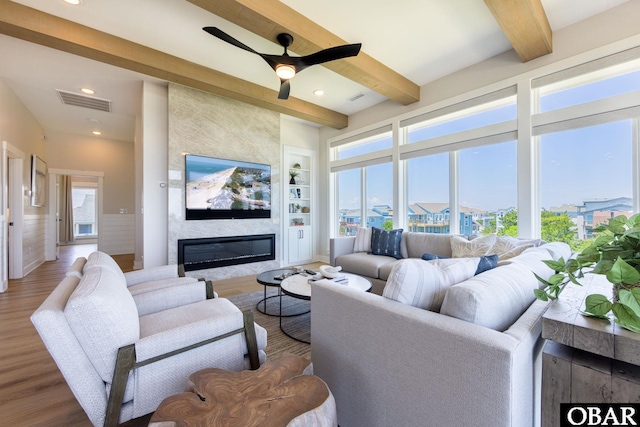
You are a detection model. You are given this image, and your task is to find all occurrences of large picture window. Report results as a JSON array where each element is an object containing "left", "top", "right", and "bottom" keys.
[
  {"left": 329, "top": 49, "right": 640, "bottom": 242},
  {"left": 337, "top": 168, "right": 361, "bottom": 236},
  {"left": 539, "top": 121, "right": 633, "bottom": 249},
  {"left": 406, "top": 153, "right": 449, "bottom": 233},
  {"left": 366, "top": 163, "right": 394, "bottom": 229},
  {"left": 459, "top": 141, "right": 517, "bottom": 236}
]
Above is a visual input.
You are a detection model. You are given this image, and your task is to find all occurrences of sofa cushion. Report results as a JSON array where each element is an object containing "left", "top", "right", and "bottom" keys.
[
  {"left": 64, "top": 267, "right": 140, "bottom": 382},
  {"left": 66, "top": 257, "right": 87, "bottom": 279},
  {"left": 440, "top": 248, "right": 553, "bottom": 331},
  {"left": 382, "top": 258, "right": 479, "bottom": 311},
  {"left": 378, "top": 260, "right": 401, "bottom": 281},
  {"left": 404, "top": 232, "right": 460, "bottom": 259},
  {"left": 474, "top": 254, "right": 499, "bottom": 275},
  {"left": 451, "top": 234, "right": 497, "bottom": 257},
  {"left": 353, "top": 227, "right": 372, "bottom": 253},
  {"left": 421, "top": 252, "right": 447, "bottom": 261},
  {"left": 540, "top": 241, "right": 572, "bottom": 262},
  {"left": 370, "top": 228, "right": 403, "bottom": 259},
  {"left": 84, "top": 251, "right": 127, "bottom": 284},
  {"left": 336, "top": 252, "right": 396, "bottom": 279},
  {"left": 490, "top": 236, "right": 538, "bottom": 261}
]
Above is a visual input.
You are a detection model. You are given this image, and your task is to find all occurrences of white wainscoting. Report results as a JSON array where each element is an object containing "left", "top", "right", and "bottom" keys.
[
  {"left": 100, "top": 214, "right": 135, "bottom": 255},
  {"left": 23, "top": 214, "right": 46, "bottom": 277}
]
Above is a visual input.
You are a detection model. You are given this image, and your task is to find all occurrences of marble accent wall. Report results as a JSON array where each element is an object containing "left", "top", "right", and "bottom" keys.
[{"left": 167, "top": 83, "right": 281, "bottom": 280}]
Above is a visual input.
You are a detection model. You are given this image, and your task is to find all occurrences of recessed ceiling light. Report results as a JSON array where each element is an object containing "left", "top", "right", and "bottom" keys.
[
  {"left": 313, "top": 89, "right": 325, "bottom": 96},
  {"left": 81, "top": 88, "right": 95, "bottom": 94},
  {"left": 63, "top": 0, "right": 81, "bottom": 5},
  {"left": 92, "top": 131, "right": 102, "bottom": 135}
]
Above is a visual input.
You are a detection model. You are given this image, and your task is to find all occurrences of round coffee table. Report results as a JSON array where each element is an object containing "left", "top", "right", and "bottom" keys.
[
  {"left": 255, "top": 268, "right": 310, "bottom": 317},
  {"left": 279, "top": 273, "right": 372, "bottom": 343}
]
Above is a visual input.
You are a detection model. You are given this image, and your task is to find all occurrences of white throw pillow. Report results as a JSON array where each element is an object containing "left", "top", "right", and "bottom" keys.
[
  {"left": 353, "top": 227, "right": 372, "bottom": 253},
  {"left": 451, "top": 234, "right": 497, "bottom": 258},
  {"left": 382, "top": 258, "right": 479, "bottom": 312},
  {"left": 491, "top": 236, "right": 535, "bottom": 261}
]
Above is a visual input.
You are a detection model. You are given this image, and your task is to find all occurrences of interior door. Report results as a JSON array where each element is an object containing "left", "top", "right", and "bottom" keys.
[{"left": 0, "top": 150, "right": 7, "bottom": 292}]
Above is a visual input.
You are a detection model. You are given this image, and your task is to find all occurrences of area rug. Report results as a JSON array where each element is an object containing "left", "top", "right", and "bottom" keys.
[{"left": 228, "top": 290, "right": 311, "bottom": 361}]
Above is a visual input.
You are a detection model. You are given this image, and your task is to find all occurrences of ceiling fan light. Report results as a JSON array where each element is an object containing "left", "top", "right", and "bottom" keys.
[{"left": 275, "top": 65, "right": 296, "bottom": 80}]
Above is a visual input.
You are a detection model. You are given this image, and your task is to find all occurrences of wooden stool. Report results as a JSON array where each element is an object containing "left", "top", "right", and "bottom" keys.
[{"left": 148, "top": 355, "right": 336, "bottom": 427}]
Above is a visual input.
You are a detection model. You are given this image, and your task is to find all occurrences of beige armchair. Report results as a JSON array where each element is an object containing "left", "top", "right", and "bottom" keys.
[
  {"left": 31, "top": 266, "right": 267, "bottom": 427},
  {"left": 67, "top": 251, "right": 215, "bottom": 315}
]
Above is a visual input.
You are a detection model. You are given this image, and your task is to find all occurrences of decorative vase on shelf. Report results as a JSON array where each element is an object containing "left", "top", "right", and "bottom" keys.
[{"left": 289, "top": 170, "right": 300, "bottom": 185}]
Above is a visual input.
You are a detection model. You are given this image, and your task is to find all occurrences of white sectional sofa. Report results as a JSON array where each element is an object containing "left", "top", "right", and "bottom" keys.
[
  {"left": 316, "top": 232, "right": 570, "bottom": 427},
  {"left": 331, "top": 231, "right": 543, "bottom": 294}
]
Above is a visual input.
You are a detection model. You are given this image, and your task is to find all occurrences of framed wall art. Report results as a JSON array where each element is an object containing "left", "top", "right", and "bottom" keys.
[{"left": 31, "top": 155, "right": 46, "bottom": 207}]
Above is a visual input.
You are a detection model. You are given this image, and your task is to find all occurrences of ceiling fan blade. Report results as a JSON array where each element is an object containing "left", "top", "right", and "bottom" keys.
[
  {"left": 203, "top": 27, "right": 259, "bottom": 55},
  {"left": 278, "top": 79, "right": 291, "bottom": 100},
  {"left": 299, "top": 43, "right": 362, "bottom": 68}
]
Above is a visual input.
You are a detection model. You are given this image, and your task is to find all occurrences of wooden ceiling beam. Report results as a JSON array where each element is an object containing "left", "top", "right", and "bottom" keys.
[
  {"left": 483, "top": 0, "right": 552, "bottom": 62},
  {"left": 0, "top": 1, "right": 348, "bottom": 129},
  {"left": 187, "top": 0, "right": 420, "bottom": 105}
]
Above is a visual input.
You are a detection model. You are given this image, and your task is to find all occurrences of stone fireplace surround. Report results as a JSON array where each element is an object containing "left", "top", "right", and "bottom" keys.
[{"left": 167, "top": 83, "right": 281, "bottom": 280}]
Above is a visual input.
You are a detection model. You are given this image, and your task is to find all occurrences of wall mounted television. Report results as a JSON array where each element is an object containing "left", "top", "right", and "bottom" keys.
[{"left": 185, "top": 154, "right": 271, "bottom": 220}]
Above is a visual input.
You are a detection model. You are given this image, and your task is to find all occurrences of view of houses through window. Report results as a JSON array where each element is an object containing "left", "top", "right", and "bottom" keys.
[{"left": 333, "top": 55, "right": 638, "bottom": 248}]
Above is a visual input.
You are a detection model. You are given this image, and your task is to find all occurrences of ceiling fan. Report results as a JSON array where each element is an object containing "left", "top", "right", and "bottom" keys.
[{"left": 203, "top": 27, "right": 362, "bottom": 100}]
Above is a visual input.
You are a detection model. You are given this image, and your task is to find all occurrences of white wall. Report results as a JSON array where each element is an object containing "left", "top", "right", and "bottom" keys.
[
  {"left": 0, "top": 79, "right": 45, "bottom": 277},
  {"left": 141, "top": 81, "right": 169, "bottom": 268}
]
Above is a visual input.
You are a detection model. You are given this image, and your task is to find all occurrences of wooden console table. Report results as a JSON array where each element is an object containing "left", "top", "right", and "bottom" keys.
[{"left": 541, "top": 274, "right": 640, "bottom": 427}]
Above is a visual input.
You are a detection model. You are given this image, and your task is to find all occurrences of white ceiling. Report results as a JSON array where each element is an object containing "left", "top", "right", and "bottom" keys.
[{"left": 0, "top": 0, "right": 630, "bottom": 142}]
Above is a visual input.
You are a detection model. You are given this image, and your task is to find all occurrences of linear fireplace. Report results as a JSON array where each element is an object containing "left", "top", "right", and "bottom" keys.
[{"left": 177, "top": 234, "right": 276, "bottom": 272}]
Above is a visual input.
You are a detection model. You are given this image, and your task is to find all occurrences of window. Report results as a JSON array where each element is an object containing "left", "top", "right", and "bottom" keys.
[
  {"left": 337, "top": 169, "right": 361, "bottom": 236},
  {"left": 366, "top": 163, "right": 394, "bottom": 229},
  {"left": 329, "top": 50, "right": 640, "bottom": 242},
  {"left": 539, "top": 120, "right": 633, "bottom": 249},
  {"left": 337, "top": 133, "right": 392, "bottom": 160},
  {"left": 406, "top": 153, "right": 449, "bottom": 234},
  {"left": 458, "top": 141, "right": 517, "bottom": 236},
  {"left": 72, "top": 186, "right": 97, "bottom": 238},
  {"left": 407, "top": 99, "right": 516, "bottom": 143},
  {"left": 539, "top": 66, "right": 640, "bottom": 113}
]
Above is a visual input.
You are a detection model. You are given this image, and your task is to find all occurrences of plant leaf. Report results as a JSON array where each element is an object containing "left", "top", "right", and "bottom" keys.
[
  {"left": 542, "top": 259, "right": 566, "bottom": 272},
  {"left": 607, "top": 257, "right": 640, "bottom": 285},
  {"left": 592, "top": 259, "right": 614, "bottom": 275},
  {"left": 619, "top": 289, "right": 640, "bottom": 317},
  {"left": 584, "top": 294, "right": 612, "bottom": 317},
  {"left": 534, "top": 288, "right": 549, "bottom": 301},
  {"left": 533, "top": 272, "right": 553, "bottom": 287},
  {"left": 548, "top": 273, "right": 565, "bottom": 286},
  {"left": 613, "top": 303, "right": 640, "bottom": 333}
]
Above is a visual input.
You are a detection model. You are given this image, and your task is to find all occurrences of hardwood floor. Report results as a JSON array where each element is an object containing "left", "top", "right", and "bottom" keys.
[{"left": 0, "top": 244, "right": 322, "bottom": 426}]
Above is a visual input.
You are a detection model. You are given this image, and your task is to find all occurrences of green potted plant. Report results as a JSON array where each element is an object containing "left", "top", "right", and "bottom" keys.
[
  {"left": 289, "top": 169, "right": 299, "bottom": 185},
  {"left": 535, "top": 213, "right": 640, "bottom": 332}
]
